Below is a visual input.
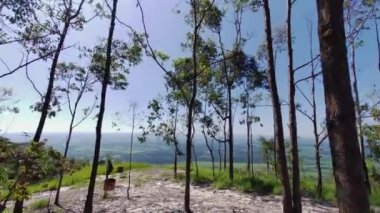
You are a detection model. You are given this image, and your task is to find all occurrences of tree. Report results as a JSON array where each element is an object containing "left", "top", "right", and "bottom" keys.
[
  {"left": 344, "top": 0, "right": 379, "bottom": 192},
  {"left": 54, "top": 62, "right": 98, "bottom": 205},
  {"left": 207, "top": 81, "right": 228, "bottom": 170},
  {"left": 295, "top": 21, "right": 327, "bottom": 198},
  {"left": 0, "top": 139, "right": 64, "bottom": 213},
  {"left": 315, "top": 0, "right": 370, "bottom": 212},
  {"left": 127, "top": 102, "right": 138, "bottom": 199},
  {"left": 126, "top": 1, "right": 225, "bottom": 211},
  {"left": 239, "top": 57, "right": 266, "bottom": 174},
  {"left": 83, "top": 0, "right": 118, "bottom": 211},
  {"left": 262, "top": 0, "right": 293, "bottom": 212},
  {"left": 199, "top": 101, "right": 217, "bottom": 178},
  {"left": 285, "top": 0, "right": 301, "bottom": 211},
  {"left": 32, "top": 0, "right": 86, "bottom": 143},
  {"left": 204, "top": 0, "right": 251, "bottom": 181},
  {"left": 259, "top": 136, "right": 275, "bottom": 174},
  {"left": 12, "top": 1, "right": 87, "bottom": 211},
  {"left": 139, "top": 96, "right": 181, "bottom": 178},
  {"left": 82, "top": 0, "right": 142, "bottom": 210}
]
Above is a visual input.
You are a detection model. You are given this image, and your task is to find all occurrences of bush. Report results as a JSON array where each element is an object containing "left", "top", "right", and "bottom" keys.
[
  {"left": 28, "top": 199, "right": 49, "bottom": 210},
  {"left": 116, "top": 166, "right": 124, "bottom": 173},
  {"left": 28, "top": 162, "right": 151, "bottom": 193}
]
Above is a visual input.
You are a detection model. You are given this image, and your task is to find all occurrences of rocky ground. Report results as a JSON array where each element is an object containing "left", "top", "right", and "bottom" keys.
[{"left": 24, "top": 169, "right": 338, "bottom": 213}]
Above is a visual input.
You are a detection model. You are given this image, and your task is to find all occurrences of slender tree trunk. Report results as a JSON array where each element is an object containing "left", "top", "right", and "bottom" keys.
[
  {"left": 286, "top": 0, "right": 301, "bottom": 212},
  {"left": 192, "top": 144, "right": 199, "bottom": 179},
  {"left": 83, "top": 0, "right": 118, "bottom": 212},
  {"left": 246, "top": 92, "right": 251, "bottom": 173},
  {"left": 262, "top": 0, "right": 293, "bottom": 212},
  {"left": 203, "top": 128, "right": 215, "bottom": 178},
  {"left": 223, "top": 119, "right": 227, "bottom": 170},
  {"left": 227, "top": 85, "right": 234, "bottom": 181},
  {"left": 307, "top": 22, "right": 323, "bottom": 198},
  {"left": 173, "top": 101, "right": 179, "bottom": 178},
  {"left": 218, "top": 29, "right": 234, "bottom": 180},
  {"left": 219, "top": 141, "right": 222, "bottom": 171},
  {"left": 202, "top": 101, "right": 215, "bottom": 178},
  {"left": 33, "top": 21, "right": 70, "bottom": 143},
  {"left": 127, "top": 109, "right": 135, "bottom": 199},
  {"left": 55, "top": 126, "right": 74, "bottom": 205},
  {"left": 184, "top": 2, "right": 199, "bottom": 211},
  {"left": 13, "top": 199, "right": 23, "bottom": 213},
  {"left": 315, "top": 144, "right": 323, "bottom": 197},
  {"left": 174, "top": 148, "right": 178, "bottom": 178},
  {"left": 250, "top": 130, "right": 254, "bottom": 177},
  {"left": 184, "top": 104, "right": 194, "bottom": 213},
  {"left": 211, "top": 140, "right": 215, "bottom": 178},
  {"left": 273, "top": 130, "right": 278, "bottom": 178},
  {"left": 55, "top": 88, "right": 84, "bottom": 204},
  {"left": 349, "top": 38, "right": 371, "bottom": 193},
  {"left": 315, "top": 0, "right": 370, "bottom": 212}
]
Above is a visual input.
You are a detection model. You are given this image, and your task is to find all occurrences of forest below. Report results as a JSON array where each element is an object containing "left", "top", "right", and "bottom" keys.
[{"left": 1, "top": 0, "right": 380, "bottom": 213}]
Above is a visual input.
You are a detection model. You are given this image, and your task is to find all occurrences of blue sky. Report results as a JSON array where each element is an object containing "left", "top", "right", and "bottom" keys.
[{"left": 0, "top": 0, "right": 378, "bottom": 138}]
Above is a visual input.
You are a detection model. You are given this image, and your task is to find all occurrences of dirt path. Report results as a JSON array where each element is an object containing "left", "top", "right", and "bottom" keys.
[{"left": 27, "top": 169, "right": 338, "bottom": 213}]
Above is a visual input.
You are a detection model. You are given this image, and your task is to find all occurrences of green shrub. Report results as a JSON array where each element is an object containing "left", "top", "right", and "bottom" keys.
[
  {"left": 28, "top": 199, "right": 49, "bottom": 210},
  {"left": 116, "top": 166, "right": 124, "bottom": 173},
  {"left": 28, "top": 162, "right": 151, "bottom": 193}
]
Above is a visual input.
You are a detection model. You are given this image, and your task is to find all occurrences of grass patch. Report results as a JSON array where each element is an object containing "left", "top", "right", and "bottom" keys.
[
  {"left": 370, "top": 184, "right": 380, "bottom": 206},
  {"left": 189, "top": 166, "right": 280, "bottom": 194},
  {"left": 28, "top": 162, "right": 151, "bottom": 193},
  {"left": 27, "top": 199, "right": 49, "bottom": 211},
  {"left": 181, "top": 164, "right": 380, "bottom": 207}
]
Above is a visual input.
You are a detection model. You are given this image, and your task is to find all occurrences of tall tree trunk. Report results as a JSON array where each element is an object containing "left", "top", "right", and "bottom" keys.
[
  {"left": 286, "top": 0, "right": 301, "bottom": 212},
  {"left": 218, "top": 31, "right": 232, "bottom": 175},
  {"left": 127, "top": 109, "right": 135, "bottom": 199},
  {"left": 307, "top": 22, "right": 323, "bottom": 198},
  {"left": 250, "top": 129, "right": 254, "bottom": 177},
  {"left": 315, "top": 0, "right": 370, "bottom": 212},
  {"left": 55, "top": 120, "right": 75, "bottom": 205},
  {"left": 173, "top": 101, "right": 179, "bottom": 178},
  {"left": 246, "top": 91, "right": 251, "bottom": 173},
  {"left": 262, "top": 0, "right": 293, "bottom": 212},
  {"left": 223, "top": 119, "right": 227, "bottom": 170},
  {"left": 273, "top": 129, "right": 278, "bottom": 178},
  {"left": 203, "top": 128, "right": 215, "bottom": 178},
  {"left": 174, "top": 148, "right": 178, "bottom": 178},
  {"left": 55, "top": 86, "right": 85, "bottom": 205},
  {"left": 184, "top": 2, "right": 199, "bottom": 211},
  {"left": 227, "top": 85, "right": 234, "bottom": 181},
  {"left": 349, "top": 37, "right": 371, "bottom": 193},
  {"left": 184, "top": 101, "right": 195, "bottom": 213},
  {"left": 219, "top": 141, "right": 222, "bottom": 171},
  {"left": 33, "top": 11, "right": 72, "bottom": 143},
  {"left": 83, "top": 0, "right": 118, "bottom": 211},
  {"left": 192, "top": 144, "right": 199, "bottom": 179},
  {"left": 315, "top": 143, "right": 323, "bottom": 197},
  {"left": 202, "top": 101, "right": 215, "bottom": 178}
]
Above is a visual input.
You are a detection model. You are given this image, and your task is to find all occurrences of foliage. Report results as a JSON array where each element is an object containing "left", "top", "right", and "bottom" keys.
[
  {"left": 0, "top": 88, "right": 19, "bottom": 114},
  {"left": 0, "top": 139, "right": 65, "bottom": 203},
  {"left": 258, "top": 136, "right": 275, "bottom": 172},
  {"left": 27, "top": 199, "right": 49, "bottom": 211},
  {"left": 364, "top": 125, "right": 380, "bottom": 162},
  {"left": 88, "top": 38, "right": 143, "bottom": 90},
  {"left": 27, "top": 162, "right": 150, "bottom": 193}
]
